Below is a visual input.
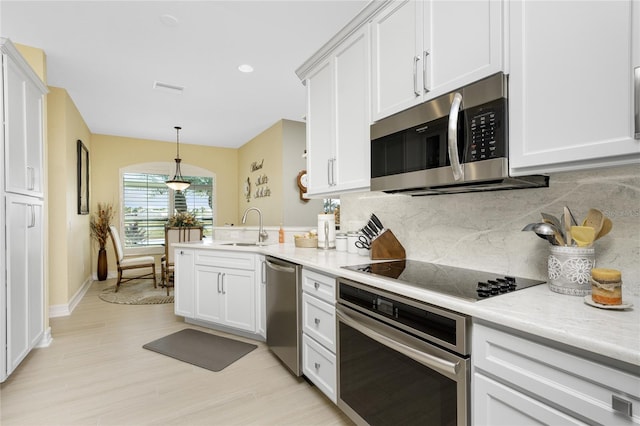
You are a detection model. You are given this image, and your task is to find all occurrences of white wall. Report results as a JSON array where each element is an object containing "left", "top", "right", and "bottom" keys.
[{"left": 341, "top": 164, "right": 640, "bottom": 298}]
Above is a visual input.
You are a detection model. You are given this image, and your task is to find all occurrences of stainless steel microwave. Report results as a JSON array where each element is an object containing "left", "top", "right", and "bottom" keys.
[{"left": 370, "top": 73, "right": 548, "bottom": 195}]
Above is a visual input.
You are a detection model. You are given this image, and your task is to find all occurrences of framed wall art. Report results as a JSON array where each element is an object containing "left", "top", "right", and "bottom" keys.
[{"left": 77, "top": 139, "right": 89, "bottom": 214}]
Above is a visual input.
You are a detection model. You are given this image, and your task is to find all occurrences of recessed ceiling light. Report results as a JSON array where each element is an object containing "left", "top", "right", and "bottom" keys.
[
  {"left": 238, "top": 64, "right": 254, "bottom": 73},
  {"left": 159, "top": 14, "right": 179, "bottom": 27}
]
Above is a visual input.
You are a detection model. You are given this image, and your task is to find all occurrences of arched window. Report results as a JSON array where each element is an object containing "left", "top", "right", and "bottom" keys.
[{"left": 119, "top": 162, "right": 215, "bottom": 253}]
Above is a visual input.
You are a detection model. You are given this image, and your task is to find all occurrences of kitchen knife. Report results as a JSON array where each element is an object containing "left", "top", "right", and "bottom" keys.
[{"left": 371, "top": 213, "right": 384, "bottom": 232}]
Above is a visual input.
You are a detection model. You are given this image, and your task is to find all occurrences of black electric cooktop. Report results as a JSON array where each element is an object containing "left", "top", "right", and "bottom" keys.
[{"left": 341, "top": 260, "right": 545, "bottom": 301}]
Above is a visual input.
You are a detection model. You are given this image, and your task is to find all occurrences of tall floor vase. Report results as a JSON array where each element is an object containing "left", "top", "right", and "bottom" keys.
[{"left": 97, "top": 247, "right": 108, "bottom": 281}]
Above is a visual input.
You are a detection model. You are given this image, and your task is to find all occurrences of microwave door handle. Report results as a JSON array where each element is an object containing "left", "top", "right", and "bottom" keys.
[{"left": 447, "top": 92, "right": 464, "bottom": 181}]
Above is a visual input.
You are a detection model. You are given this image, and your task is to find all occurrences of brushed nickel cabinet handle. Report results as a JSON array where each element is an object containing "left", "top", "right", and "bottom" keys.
[
  {"left": 413, "top": 56, "right": 421, "bottom": 96},
  {"left": 314, "top": 362, "right": 320, "bottom": 370},
  {"left": 314, "top": 318, "right": 320, "bottom": 325}
]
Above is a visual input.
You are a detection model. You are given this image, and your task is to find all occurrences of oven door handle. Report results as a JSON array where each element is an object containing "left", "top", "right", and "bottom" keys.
[{"left": 337, "top": 307, "right": 460, "bottom": 377}]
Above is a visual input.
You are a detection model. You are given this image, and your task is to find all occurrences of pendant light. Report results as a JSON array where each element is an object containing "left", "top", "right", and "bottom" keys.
[{"left": 165, "top": 126, "right": 190, "bottom": 191}]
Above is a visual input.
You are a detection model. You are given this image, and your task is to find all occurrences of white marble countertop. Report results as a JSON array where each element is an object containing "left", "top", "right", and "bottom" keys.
[{"left": 174, "top": 240, "right": 640, "bottom": 367}]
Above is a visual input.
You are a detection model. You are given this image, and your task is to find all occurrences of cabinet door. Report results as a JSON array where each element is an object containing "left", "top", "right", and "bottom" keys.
[
  {"left": 371, "top": 0, "right": 422, "bottom": 120},
  {"left": 334, "top": 24, "right": 371, "bottom": 194},
  {"left": 473, "top": 373, "right": 586, "bottom": 426},
  {"left": 220, "top": 268, "right": 256, "bottom": 333},
  {"left": 194, "top": 266, "right": 223, "bottom": 324},
  {"left": 3, "top": 54, "right": 44, "bottom": 197},
  {"left": 509, "top": 0, "right": 640, "bottom": 175},
  {"left": 174, "top": 249, "right": 195, "bottom": 318},
  {"left": 306, "top": 58, "right": 334, "bottom": 196},
  {"left": 424, "top": 0, "right": 503, "bottom": 98},
  {"left": 5, "top": 195, "right": 44, "bottom": 375}
]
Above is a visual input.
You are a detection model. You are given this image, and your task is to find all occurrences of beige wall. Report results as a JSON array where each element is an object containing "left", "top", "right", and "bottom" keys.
[
  {"left": 90, "top": 134, "right": 238, "bottom": 273},
  {"left": 237, "top": 119, "right": 322, "bottom": 227},
  {"left": 237, "top": 121, "right": 284, "bottom": 226},
  {"left": 46, "top": 87, "right": 92, "bottom": 307}
]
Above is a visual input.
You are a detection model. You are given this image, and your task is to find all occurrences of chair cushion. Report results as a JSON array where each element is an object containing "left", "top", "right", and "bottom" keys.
[{"left": 120, "top": 256, "right": 155, "bottom": 267}]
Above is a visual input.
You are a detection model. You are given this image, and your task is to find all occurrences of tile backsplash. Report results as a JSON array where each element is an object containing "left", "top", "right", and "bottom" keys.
[{"left": 341, "top": 164, "right": 640, "bottom": 297}]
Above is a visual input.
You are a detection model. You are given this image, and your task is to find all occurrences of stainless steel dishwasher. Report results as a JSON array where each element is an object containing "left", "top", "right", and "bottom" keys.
[{"left": 265, "top": 256, "right": 302, "bottom": 376}]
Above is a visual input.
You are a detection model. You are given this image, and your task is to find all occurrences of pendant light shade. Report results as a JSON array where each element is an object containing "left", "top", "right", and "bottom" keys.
[{"left": 165, "top": 126, "right": 191, "bottom": 191}]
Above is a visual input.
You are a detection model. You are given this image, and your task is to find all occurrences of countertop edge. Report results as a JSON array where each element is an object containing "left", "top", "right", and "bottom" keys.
[{"left": 173, "top": 241, "right": 640, "bottom": 368}]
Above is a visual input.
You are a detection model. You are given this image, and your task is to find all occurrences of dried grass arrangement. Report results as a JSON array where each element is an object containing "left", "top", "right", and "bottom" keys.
[{"left": 90, "top": 202, "right": 114, "bottom": 249}]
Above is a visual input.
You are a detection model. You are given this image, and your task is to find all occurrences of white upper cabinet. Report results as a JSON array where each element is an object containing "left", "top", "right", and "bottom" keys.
[
  {"left": 2, "top": 39, "right": 47, "bottom": 198},
  {"left": 508, "top": 0, "right": 640, "bottom": 175},
  {"left": 304, "top": 24, "right": 371, "bottom": 197},
  {"left": 371, "top": 0, "right": 504, "bottom": 121},
  {"left": 371, "top": 0, "right": 422, "bottom": 120}
]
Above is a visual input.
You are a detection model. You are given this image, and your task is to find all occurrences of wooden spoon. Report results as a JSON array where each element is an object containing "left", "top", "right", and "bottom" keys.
[
  {"left": 582, "top": 208, "right": 604, "bottom": 237},
  {"left": 596, "top": 217, "right": 613, "bottom": 240},
  {"left": 571, "top": 226, "right": 596, "bottom": 247}
]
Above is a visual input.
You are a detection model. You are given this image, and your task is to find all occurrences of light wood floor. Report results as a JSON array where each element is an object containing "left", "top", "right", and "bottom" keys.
[{"left": 0, "top": 279, "right": 352, "bottom": 426}]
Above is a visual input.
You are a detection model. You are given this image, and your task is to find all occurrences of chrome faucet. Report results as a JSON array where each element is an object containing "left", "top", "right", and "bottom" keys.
[{"left": 241, "top": 207, "right": 269, "bottom": 243}]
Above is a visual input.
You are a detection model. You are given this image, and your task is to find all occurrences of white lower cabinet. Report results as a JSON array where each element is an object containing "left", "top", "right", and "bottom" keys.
[
  {"left": 473, "top": 321, "right": 640, "bottom": 425},
  {"left": 174, "top": 248, "right": 259, "bottom": 337},
  {"left": 174, "top": 249, "right": 195, "bottom": 318},
  {"left": 301, "top": 268, "right": 337, "bottom": 403}
]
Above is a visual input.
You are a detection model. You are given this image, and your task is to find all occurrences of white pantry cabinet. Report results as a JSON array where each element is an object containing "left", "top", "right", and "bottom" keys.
[
  {"left": 473, "top": 321, "right": 640, "bottom": 425},
  {"left": 4, "top": 195, "right": 44, "bottom": 378},
  {"left": 509, "top": 0, "right": 640, "bottom": 175},
  {"left": 303, "top": 24, "right": 371, "bottom": 197},
  {"left": 1, "top": 38, "right": 47, "bottom": 383},
  {"left": 174, "top": 248, "right": 260, "bottom": 338},
  {"left": 301, "top": 268, "right": 337, "bottom": 403},
  {"left": 371, "top": 0, "right": 504, "bottom": 121}
]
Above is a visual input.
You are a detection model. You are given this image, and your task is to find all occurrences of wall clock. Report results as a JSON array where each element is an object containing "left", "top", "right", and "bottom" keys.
[{"left": 296, "top": 170, "right": 309, "bottom": 202}]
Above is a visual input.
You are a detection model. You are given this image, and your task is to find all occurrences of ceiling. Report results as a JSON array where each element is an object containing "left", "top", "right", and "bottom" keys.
[{"left": 0, "top": 1, "right": 368, "bottom": 148}]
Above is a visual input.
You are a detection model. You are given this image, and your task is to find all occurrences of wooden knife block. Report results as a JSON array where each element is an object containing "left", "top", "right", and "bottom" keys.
[{"left": 370, "top": 229, "right": 406, "bottom": 260}]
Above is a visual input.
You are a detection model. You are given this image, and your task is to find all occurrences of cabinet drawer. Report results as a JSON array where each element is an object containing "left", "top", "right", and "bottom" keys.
[
  {"left": 473, "top": 372, "right": 586, "bottom": 425},
  {"left": 302, "top": 334, "right": 337, "bottom": 403},
  {"left": 302, "top": 293, "right": 335, "bottom": 352},
  {"left": 474, "top": 322, "right": 640, "bottom": 425},
  {"left": 301, "top": 268, "right": 335, "bottom": 303},
  {"left": 194, "top": 250, "right": 255, "bottom": 270}
]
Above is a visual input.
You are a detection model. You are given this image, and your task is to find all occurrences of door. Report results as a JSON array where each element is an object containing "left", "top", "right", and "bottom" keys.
[
  {"left": 3, "top": 52, "right": 44, "bottom": 197},
  {"left": 371, "top": 0, "right": 422, "bottom": 120},
  {"left": 194, "top": 266, "right": 223, "bottom": 324},
  {"left": 220, "top": 268, "right": 256, "bottom": 333},
  {"left": 174, "top": 249, "right": 195, "bottom": 317},
  {"left": 305, "top": 58, "right": 334, "bottom": 195},
  {"left": 334, "top": 24, "right": 371, "bottom": 193},
  {"left": 424, "top": 0, "right": 503, "bottom": 98},
  {"left": 5, "top": 194, "right": 44, "bottom": 375},
  {"left": 509, "top": 0, "right": 640, "bottom": 174}
]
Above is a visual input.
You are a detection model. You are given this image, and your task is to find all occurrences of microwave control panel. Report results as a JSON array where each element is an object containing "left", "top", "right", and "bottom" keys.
[{"left": 466, "top": 98, "right": 507, "bottom": 162}]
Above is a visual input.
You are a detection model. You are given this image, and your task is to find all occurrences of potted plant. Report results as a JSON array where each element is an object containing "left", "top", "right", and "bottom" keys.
[
  {"left": 167, "top": 211, "right": 202, "bottom": 228},
  {"left": 90, "top": 202, "right": 114, "bottom": 281}
]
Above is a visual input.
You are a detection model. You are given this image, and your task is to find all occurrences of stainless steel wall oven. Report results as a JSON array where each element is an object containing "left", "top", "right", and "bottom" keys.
[{"left": 336, "top": 278, "right": 471, "bottom": 426}]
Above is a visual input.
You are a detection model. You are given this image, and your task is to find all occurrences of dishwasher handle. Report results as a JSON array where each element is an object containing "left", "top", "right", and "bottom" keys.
[{"left": 265, "top": 258, "right": 297, "bottom": 274}]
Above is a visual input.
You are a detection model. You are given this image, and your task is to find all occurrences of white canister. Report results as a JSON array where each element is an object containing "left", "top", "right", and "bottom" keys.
[
  {"left": 317, "top": 213, "right": 336, "bottom": 249},
  {"left": 335, "top": 233, "right": 347, "bottom": 251},
  {"left": 347, "top": 232, "right": 359, "bottom": 254}
]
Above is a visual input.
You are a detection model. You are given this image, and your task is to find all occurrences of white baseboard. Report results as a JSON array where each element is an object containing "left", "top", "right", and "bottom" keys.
[
  {"left": 48, "top": 276, "right": 93, "bottom": 318},
  {"left": 36, "top": 327, "right": 53, "bottom": 348}
]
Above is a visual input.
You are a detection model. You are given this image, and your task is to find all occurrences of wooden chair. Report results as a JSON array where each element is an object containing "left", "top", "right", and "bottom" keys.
[
  {"left": 108, "top": 225, "right": 157, "bottom": 292},
  {"left": 161, "top": 226, "right": 203, "bottom": 295}
]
